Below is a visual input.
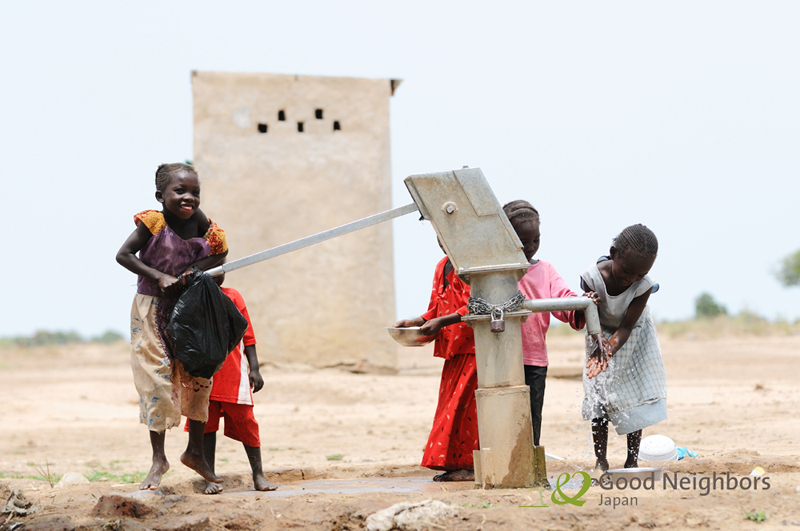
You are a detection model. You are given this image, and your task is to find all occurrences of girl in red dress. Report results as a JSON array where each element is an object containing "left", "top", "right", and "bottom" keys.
[{"left": 395, "top": 247, "right": 477, "bottom": 482}]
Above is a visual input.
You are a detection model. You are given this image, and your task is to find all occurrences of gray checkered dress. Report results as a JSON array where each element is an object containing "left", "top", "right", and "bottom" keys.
[{"left": 580, "top": 265, "right": 668, "bottom": 435}]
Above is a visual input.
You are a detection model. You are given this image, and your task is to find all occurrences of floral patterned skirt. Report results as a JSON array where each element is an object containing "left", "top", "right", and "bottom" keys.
[{"left": 130, "top": 294, "right": 212, "bottom": 432}]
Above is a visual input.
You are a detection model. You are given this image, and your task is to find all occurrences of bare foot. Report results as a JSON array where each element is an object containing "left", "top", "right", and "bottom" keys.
[
  {"left": 433, "top": 469, "right": 474, "bottom": 482},
  {"left": 180, "top": 451, "right": 222, "bottom": 484},
  {"left": 140, "top": 458, "right": 169, "bottom": 490},
  {"left": 204, "top": 480, "right": 223, "bottom": 495},
  {"left": 254, "top": 473, "right": 278, "bottom": 491},
  {"left": 593, "top": 474, "right": 613, "bottom": 488},
  {"left": 595, "top": 458, "right": 609, "bottom": 472}
]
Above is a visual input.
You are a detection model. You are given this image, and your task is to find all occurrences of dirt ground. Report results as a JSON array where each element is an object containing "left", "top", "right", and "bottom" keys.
[{"left": 1, "top": 332, "right": 799, "bottom": 530}]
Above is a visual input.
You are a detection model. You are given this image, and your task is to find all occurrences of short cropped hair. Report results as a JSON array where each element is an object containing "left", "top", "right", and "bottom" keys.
[
  {"left": 614, "top": 224, "right": 658, "bottom": 258},
  {"left": 155, "top": 163, "right": 197, "bottom": 193},
  {"left": 502, "top": 200, "right": 540, "bottom": 230}
]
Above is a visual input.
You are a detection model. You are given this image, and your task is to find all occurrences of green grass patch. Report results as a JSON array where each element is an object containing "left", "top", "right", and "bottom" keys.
[
  {"left": 464, "top": 501, "right": 494, "bottom": 508},
  {"left": 84, "top": 470, "right": 147, "bottom": 484},
  {"left": 30, "top": 460, "right": 59, "bottom": 487},
  {"left": 744, "top": 510, "right": 767, "bottom": 523},
  {"left": 1, "top": 471, "right": 63, "bottom": 484},
  {"left": 28, "top": 473, "right": 63, "bottom": 484},
  {"left": 0, "top": 465, "right": 61, "bottom": 486},
  {"left": 325, "top": 454, "right": 344, "bottom": 461}
]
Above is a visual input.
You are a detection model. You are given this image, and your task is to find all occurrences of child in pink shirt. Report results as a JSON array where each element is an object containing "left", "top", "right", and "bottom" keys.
[{"left": 503, "top": 200, "right": 592, "bottom": 447}]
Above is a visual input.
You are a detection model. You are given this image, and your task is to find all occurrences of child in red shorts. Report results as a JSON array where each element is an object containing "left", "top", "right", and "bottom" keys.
[{"left": 185, "top": 272, "right": 277, "bottom": 494}]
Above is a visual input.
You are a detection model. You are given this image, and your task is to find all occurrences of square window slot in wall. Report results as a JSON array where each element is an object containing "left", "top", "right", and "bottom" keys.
[
  {"left": 333, "top": 121, "right": 341, "bottom": 131},
  {"left": 257, "top": 123, "right": 268, "bottom": 133},
  {"left": 315, "top": 109, "right": 323, "bottom": 119},
  {"left": 297, "top": 122, "right": 304, "bottom": 132},
  {"left": 278, "top": 110, "right": 286, "bottom": 121}
]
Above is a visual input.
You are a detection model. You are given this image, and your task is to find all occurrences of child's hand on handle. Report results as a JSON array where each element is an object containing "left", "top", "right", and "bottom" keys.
[
  {"left": 158, "top": 274, "right": 182, "bottom": 297},
  {"left": 583, "top": 291, "right": 600, "bottom": 306}
]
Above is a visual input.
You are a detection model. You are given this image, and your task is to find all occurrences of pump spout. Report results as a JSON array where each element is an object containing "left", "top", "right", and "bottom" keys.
[{"left": 520, "top": 296, "right": 601, "bottom": 335}]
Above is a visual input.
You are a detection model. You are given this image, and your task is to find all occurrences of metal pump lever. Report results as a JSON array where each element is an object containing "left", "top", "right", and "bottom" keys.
[{"left": 205, "top": 203, "right": 419, "bottom": 277}]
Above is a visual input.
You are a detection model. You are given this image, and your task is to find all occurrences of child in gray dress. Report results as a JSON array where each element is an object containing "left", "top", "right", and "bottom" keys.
[{"left": 580, "top": 224, "right": 667, "bottom": 471}]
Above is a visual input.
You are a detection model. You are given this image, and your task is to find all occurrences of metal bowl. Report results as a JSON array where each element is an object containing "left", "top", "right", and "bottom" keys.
[
  {"left": 386, "top": 327, "right": 436, "bottom": 347},
  {"left": 603, "top": 467, "right": 663, "bottom": 483}
]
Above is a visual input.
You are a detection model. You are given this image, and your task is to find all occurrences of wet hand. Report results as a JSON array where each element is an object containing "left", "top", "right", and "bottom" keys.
[
  {"left": 586, "top": 333, "right": 612, "bottom": 378},
  {"left": 585, "top": 352, "right": 607, "bottom": 379},
  {"left": 249, "top": 369, "right": 264, "bottom": 393},
  {"left": 607, "top": 333, "right": 620, "bottom": 354},
  {"left": 599, "top": 335, "right": 613, "bottom": 357},
  {"left": 584, "top": 291, "right": 600, "bottom": 306}
]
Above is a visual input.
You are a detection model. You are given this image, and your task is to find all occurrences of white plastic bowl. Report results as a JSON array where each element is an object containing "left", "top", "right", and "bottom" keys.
[{"left": 638, "top": 434, "right": 678, "bottom": 462}]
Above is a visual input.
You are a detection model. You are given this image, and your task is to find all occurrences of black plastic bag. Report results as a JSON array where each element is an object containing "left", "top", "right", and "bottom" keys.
[{"left": 167, "top": 270, "right": 248, "bottom": 379}]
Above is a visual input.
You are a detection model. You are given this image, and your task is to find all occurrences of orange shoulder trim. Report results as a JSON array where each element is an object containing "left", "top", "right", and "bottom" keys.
[
  {"left": 204, "top": 219, "right": 228, "bottom": 255},
  {"left": 134, "top": 210, "right": 167, "bottom": 235}
]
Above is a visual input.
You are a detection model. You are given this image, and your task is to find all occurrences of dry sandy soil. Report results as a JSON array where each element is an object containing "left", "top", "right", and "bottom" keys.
[{"left": 1, "top": 332, "right": 799, "bottom": 530}]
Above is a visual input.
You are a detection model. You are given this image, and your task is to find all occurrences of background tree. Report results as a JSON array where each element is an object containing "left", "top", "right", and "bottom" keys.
[
  {"left": 775, "top": 250, "right": 800, "bottom": 287},
  {"left": 695, "top": 292, "right": 727, "bottom": 318}
]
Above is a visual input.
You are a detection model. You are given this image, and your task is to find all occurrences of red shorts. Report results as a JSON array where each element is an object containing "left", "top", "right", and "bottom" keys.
[{"left": 183, "top": 400, "right": 261, "bottom": 447}]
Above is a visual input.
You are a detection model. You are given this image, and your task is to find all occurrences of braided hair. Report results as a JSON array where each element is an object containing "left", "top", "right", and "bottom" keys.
[
  {"left": 502, "top": 200, "right": 540, "bottom": 230},
  {"left": 613, "top": 224, "right": 658, "bottom": 258},
  {"left": 155, "top": 163, "right": 197, "bottom": 193}
]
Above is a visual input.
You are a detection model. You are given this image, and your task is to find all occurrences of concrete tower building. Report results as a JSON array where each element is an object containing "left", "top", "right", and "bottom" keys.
[{"left": 192, "top": 71, "right": 401, "bottom": 370}]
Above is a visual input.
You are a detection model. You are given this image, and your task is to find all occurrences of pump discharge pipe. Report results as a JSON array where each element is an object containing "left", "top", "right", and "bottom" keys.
[
  {"left": 516, "top": 295, "right": 601, "bottom": 486},
  {"left": 521, "top": 296, "right": 601, "bottom": 336}
]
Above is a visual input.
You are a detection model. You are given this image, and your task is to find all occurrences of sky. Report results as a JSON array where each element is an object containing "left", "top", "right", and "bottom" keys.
[{"left": 1, "top": 1, "right": 799, "bottom": 337}]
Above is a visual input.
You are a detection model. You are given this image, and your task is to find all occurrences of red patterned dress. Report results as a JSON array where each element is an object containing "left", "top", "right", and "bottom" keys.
[{"left": 420, "top": 256, "right": 478, "bottom": 471}]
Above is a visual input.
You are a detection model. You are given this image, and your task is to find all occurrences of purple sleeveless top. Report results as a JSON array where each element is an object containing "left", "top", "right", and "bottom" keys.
[{"left": 137, "top": 227, "right": 210, "bottom": 297}]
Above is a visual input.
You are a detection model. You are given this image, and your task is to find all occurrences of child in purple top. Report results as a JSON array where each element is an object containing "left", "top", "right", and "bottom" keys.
[{"left": 116, "top": 163, "right": 228, "bottom": 490}]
